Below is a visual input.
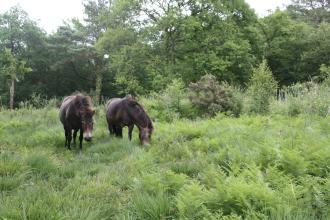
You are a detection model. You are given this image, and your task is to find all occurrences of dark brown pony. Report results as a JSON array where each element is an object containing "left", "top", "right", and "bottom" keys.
[
  {"left": 59, "top": 94, "right": 95, "bottom": 150},
  {"left": 106, "top": 95, "right": 153, "bottom": 145}
]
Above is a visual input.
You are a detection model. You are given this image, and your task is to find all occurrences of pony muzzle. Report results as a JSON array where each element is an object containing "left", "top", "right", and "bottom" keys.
[
  {"left": 83, "top": 132, "right": 93, "bottom": 142},
  {"left": 141, "top": 140, "right": 150, "bottom": 145}
]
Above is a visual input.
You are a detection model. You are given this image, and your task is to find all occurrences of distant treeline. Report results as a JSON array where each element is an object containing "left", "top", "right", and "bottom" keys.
[{"left": 0, "top": 0, "right": 329, "bottom": 108}]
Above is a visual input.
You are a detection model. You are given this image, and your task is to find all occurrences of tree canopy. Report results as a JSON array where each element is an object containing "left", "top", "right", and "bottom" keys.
[{"left": 0, "top": 0, "right": 329, "bottom": 107}]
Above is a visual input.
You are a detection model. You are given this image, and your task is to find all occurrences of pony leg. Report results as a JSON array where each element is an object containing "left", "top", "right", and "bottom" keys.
[
  {"left": 113, "top": 126, "right": 118, "bottom": 137},
  {"left": 67, "top": 128, "right": 72, "bottom": 150},
  {"left": 128, "top": 124, "right": 134, "bottom": 141},
  {"left": 118, "top": 127, "right": 123, "bottom": 138},
  {"left": 64, "top": 127, "right": 68, "bottom": 148},
  {"left": 113, "top": 125, "right": 118, "bottom": 136},
  {"left": 79, "top": 129, "right": 83, "bottom": 150},
  {"left": 73, "top": 129, "right": 78, "bottom": 147},
  {"left": 115, "top": 126, "right": 123, "bottom": 138},
  {"left": 108, "top": 123, "right": 114, "bottom": 135}
]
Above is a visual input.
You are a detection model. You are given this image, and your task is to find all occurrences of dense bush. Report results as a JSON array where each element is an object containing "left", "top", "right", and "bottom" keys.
[
  {"left": 246, "top": 60, "right": 277, "bottom": 114},
  {"left": 141, "top": 79, "right": 198, "bottom": 122},
  {"left": 188, "top": 74, "right": 242, "bottom": 117}
]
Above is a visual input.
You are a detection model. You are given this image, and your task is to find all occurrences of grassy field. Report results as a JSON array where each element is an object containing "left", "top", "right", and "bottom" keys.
[{"left": 0, "top": 107, "right": 329, "bottom": 219}]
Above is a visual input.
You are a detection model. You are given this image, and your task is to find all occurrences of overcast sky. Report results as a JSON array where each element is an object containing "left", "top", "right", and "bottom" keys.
[
  {"left": 246, "top": 0, "right": 290, "bottom": 16},
  {"left": 0, "top": 0, "right": 291, "bottom": 33}
]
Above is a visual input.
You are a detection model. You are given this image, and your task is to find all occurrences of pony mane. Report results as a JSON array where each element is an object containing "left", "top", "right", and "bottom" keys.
[
  {"left": 74, "top": 94, "right": 93, "bottom": 112},
  {"left": 127, "top": 100, "right": 152, "bottom": 130}
]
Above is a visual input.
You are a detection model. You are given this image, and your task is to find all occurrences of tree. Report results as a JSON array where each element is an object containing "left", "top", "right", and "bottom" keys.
[
  {"left": 287, "top": 0, "right": 330, "bottom": 25},
  {"left": 44, "top": 23, "right": 96, "bottom": 97},
  {"left": 246, "top": 60, "right": 277, "bottom": 114},
  {"left": 83, "top": 0, "right": 111, "bottom": 103},
  {"left": 0, "top": 6, "right": 35, "bottom": 108},
  {"left": 94, "top": 0, "right": 154, "bottom": 96},
  {"left": 130, "top": 0, "right": 260, "bottom": 86},
  {"left": 300, "top": 23, "right": 330, "bottom": 80},
  {"left": 0, "top": 49, "right": 31, "bottom": 109},
  {"left": 15, "top": 16, "right": 49, "bottom": 103},
  {"left": 259, "top": 10, "right": 312, "bottom": 85},
  {"left": 91, "top": 0, "right": 262, "bottom": 95},
  {"left": 96, "top": 25, "right": 151, "bottom": 96}
]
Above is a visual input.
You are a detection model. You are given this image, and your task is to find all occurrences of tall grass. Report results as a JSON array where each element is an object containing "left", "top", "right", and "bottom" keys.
[
  {"left": 270, "top": 81, "right": 330, "bottom": 117},
  {"left": 0, "top": 96, "right": 329, "bottom": 219}
]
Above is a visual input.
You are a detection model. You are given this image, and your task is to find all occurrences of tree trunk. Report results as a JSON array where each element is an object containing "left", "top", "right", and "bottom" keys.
[
  {"left": 9, "top": 79, "right": 15, "bottom": 110},
  {"left": 95, "top": 71, "right": 102, "bottom": 105}
]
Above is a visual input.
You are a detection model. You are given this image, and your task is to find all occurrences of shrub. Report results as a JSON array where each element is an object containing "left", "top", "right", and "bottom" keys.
[
  {"left": 141, "top": 79, "right": 198, "bottom": 121},
  {"left": 188, "top": 74, "right": 242, "bottom": 117},
  {"left": 246, "top": 60, "right": 277, "bottom": 114},
  {"left": 115, "top": 73, "right": 143, "bottom": 96},
  {"left": 161, "top": 79, "right": 186, "bottom": 115}
]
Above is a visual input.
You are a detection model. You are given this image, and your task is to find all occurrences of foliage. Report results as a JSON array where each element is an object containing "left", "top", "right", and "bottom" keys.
[
  {"left": 300, "top": 23, "right": 330, "bottom": 80},
  {"left": 287, "top": 0, "right": 330, "bottom": 25},
  {"left": 0, "top": 1, "right": 330, "bottom": 105},
  {"left": 246, "top": 60, "right": 277, "bottom": 114},
  {"left": 0, "top": 48, "right": 31, "bottom": 81},
  {"left": 188, "top": 74, "right": 242, "bottom": 117},
  {"left": 0, "top": 6, "right": 36, "bottom": 55},
  {"left": 141, "top": 79, "right": 198, "bottom": 121},
  {"left": 260, "top": 10, "right": 312, "bottom": 85},
  {"left": 0, "top": 48, "right": 31, "bottom": 108}
]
